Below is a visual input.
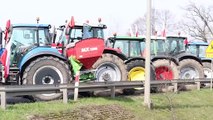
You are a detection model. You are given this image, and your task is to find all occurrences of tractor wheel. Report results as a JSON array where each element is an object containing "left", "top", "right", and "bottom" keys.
[
  {"left": 202, "top": 62, "right": 212, "bottom": 78},
  {"left": 153, "top": 59, "right": 179, "bottom": 80},
  {"left": 123, "top": 60, "right": 156, "bottom": 95},
  {"left": 22, "top": 56, "right": 71, "bottom": 101},
  {"left": 179, "top": 59, "right": 204, "bottom": 79},
  {"left": 127, "top": 60, "right": 155, "bottom": 81},
  {"left": 93, "top": 53, "right": 127, "bottom": 82}
]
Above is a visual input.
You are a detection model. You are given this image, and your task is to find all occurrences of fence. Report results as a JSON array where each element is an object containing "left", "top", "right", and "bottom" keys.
[{"left": 0, "top": 78, "right": 212, "bottom": 110}]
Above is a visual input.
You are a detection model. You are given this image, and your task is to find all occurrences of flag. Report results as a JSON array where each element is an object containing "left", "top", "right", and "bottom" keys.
[
  {"left": 161, "top": 29, "right": 166, "bottom": 37},
  {"left": 161, "top": 24, "right": 166, "bottom": 37},
  {"left": 1, "top": 39, "right": 11, "bottom": 78},
  {"left": 69, "top": 16, "right": 75, "bottom": 28},
  {"left": 1, "top": 20, "right": 11, "bottom": 78},
  {"left": 68, "top": 56, "right": 82, "bottom": 75},
  {"left": 134, "top": 24, "right": 139, "bottom": 37}
]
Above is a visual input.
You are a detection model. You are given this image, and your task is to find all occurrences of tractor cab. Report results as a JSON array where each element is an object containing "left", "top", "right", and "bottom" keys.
[
  {"left": 56, "top": 17, "right": 107, "bottom": 69},
  {"left": 186, "top": 41, "right": 208, "bottom": 58},
  {"left": 8, "top": 24, "right": 52, "bottom": 66},
  {"left": 57, "top": 18, "right": 106, "bottom": 45},
  {"left": 109, "top": 36, "right": 145, "bottom": 58},
  {"left": 150, "top": 37, "right": 166, "bottom": 56},
  {"left": 166, "top": 36, "right": 187, "bottom": 55}
]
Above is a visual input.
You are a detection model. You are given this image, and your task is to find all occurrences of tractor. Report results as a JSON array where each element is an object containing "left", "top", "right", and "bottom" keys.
[
  {"left": 186, "top": 41, "right": 211, "bottom": 78},
  {"left": 107, "top": 35, "right": 156, "bottom": 82},
  {"left": 153, "top": 35, "right": 204, "bottom": 79},
  {"left": 0, "top": 18, "right": 127, "bottom": 101},
  {"left": 0, "top": 20, "right": 72, "bottom": 101},
  {"left": 166, "top": 36, "right": 204, "bottom": 79},
  {"left": 55, "top": 17, "right": 127, "bottom": 83}
]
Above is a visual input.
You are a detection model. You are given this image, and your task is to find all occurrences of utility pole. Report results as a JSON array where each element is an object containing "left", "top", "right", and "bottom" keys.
[{"left": 144, "top": 0, "right": 152, "bottom": 109}]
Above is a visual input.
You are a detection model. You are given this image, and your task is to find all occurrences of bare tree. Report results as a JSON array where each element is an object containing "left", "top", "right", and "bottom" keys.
[
  {"left": 131, "top": 9, "right": 178, "bottom": 36},
  {"left": 182, "top": 2, "right": 213, "bottom": 42}
]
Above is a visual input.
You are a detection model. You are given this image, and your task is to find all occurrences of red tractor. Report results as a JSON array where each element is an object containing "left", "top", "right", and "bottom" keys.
[{"left": 54, "top": 17, "right": 127, "bottom": 83}]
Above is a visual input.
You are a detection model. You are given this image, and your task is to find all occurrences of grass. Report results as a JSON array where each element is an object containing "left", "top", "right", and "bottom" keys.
[{"left": 1, "top": 89, "right": 213, "bottom": 120}]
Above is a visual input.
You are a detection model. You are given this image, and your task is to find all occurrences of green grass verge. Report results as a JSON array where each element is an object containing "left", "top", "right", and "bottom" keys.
[{"left": 1, "top": 89, "right": 213, "bottom": 120}]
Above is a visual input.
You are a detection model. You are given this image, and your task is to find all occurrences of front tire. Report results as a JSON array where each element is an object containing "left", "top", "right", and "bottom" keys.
[
  {"left": 93, "top": 53, "right": 127, "bottom": 82},
  {"left": 22, "top": 56, "right": 71, "bottom": 101},
  {"left": 123, "top": 60, "right": 156, "bottom": 95},
  {"left": 179, "top": 59, "right": 204, "bottom": 79}
]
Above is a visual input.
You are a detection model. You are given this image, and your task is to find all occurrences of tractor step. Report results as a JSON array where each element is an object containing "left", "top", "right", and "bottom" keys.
[{"left": 80, "top": 69, "right": 96, "bottom": 75}]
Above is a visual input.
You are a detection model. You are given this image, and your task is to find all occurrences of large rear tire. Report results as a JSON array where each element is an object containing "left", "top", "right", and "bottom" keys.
[
  {"left": 153, "top": 59, "right": 179, "bottom": 80},
  {"left": 22, "top": 56, "right": 71, "bottom": 101},
  {"left": 179, "top": 59, "right": 204, "bottom": 79},
  {"left": 93, "top": 53, "right": 127, "bottom": 82}
]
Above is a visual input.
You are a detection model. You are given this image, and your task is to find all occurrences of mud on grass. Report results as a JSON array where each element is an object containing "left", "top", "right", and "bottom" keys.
[{"left": 27, "top": 104, "right": 136, "bottom": 120}]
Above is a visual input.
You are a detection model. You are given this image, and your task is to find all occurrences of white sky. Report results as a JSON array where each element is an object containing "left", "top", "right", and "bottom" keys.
[{"left": 0, "top": 0, "right": 212, "bottom": 36}]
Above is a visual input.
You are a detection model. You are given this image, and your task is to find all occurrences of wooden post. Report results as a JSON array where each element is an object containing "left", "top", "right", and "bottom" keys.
[
  {"left": 61, "top": 85, "right": 68, "bottom": 104},
  {"left": 74, "top": 71, "right": 80, "bottom": 101},
  {"left": 196, "top": 81, "right": 200, "bottom": 90},
  {"left": 0, "top": 91, "right": 6, "bottom": 110},
  {"left": 174, "top": 81, "right": 178, "bottom": 93},
  {"left": 110, "top": 86, "right": 115, "bottom": 98}
]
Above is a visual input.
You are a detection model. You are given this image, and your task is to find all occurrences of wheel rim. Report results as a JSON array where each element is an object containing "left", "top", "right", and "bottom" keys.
[
  {"left": 180, "top": 66, "right": 199, "bottom": 79},
  {"left": 33, "top": 66, "right": 63, "bottom": 97},
  {"left": 128, "top": 67, "right": 145, "bottom": 81},
  {"left": 95, "top": 62, "right": 121, "bottom": 82},
  {"left": 204, "top": 68, "right": 212, "bottom": 78},
  {"left": 155, "top": 66, "right": 174, "bottom": 80}
]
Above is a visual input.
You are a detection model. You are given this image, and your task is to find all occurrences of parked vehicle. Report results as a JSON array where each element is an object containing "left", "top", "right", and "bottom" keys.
[{"left": 186, "top": 41, "right": 211, "bottom": 78}]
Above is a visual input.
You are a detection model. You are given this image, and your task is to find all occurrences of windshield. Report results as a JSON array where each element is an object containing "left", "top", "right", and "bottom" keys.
[
  {"left": 187, "top": 45, "right": 207, "bottom": 58},
  {"left": 114, "top": 39, "right": 141, "bottom": 57},
  {"left": 10, "top": 28, "right": 50, "bottom": 46},
  {"left": 166, "top": 37, "right": 185, "bottom": 53},
  {"left": 151, "top": 39, "right": 165, "bottom": 56},
  {"left": 83, "top": 25, "right": 104, "bottom": 39},
  {"left": 114, "top": 40, "right": 129, "bottom": 56},
  {"left": 10, "top": 27, "right": 50, "bottom": 65}
]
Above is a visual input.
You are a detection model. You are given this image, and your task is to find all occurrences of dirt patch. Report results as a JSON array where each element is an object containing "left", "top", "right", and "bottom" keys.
[{"left": 27, "top": 104, "right": 137, "bottom": 120}]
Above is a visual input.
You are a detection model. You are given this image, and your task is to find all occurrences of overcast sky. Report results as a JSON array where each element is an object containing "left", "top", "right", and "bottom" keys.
[{"left": 0, "top": 0, "right": 212, "bottom": 36}]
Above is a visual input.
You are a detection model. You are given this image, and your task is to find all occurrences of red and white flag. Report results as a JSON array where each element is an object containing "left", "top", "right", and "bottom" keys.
[
  {"left": 1, "top": 20, "right": 11, "bottom": 78},
  {"left": 161, "top": 24, "right": 166, "bottom": 37},
  {"left": 1, "top": 41, "right": 11, "bottom": 78}
]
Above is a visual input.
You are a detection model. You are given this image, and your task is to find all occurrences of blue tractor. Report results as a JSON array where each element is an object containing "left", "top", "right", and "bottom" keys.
[
  {"left": 0, "top": 20, "right": 71, "bottom": 101},
  {"left": 186, "top": 41, "right": 211, "bottom": 78}
]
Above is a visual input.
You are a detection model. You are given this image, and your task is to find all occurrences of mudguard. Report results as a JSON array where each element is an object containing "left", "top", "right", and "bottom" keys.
[
  {"left": 201, "top": 58, "right": 212, "bottom": 63},
  {"left": 18, "top": 47, "right": 66, "bottom": 71},
  {"left": 151, "top": 55, "right": 179, "bottom": 65},
  {"left": 175, "top": 52, "right": 203, "bottom": 65},
  {"left": 125, "top": 57, "right": 146, "bottom": 64},
  {"left": 103, "top": 47, "right": 128, "bottom": 61}
]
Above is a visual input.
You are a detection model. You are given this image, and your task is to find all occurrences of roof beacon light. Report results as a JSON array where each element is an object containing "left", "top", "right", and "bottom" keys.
[
  {"left": 113, "top": 32, "right": 117, "bottom": 37},
  {"left": 36, "top": 17, "right": 40, "bottom": 24},
  {"left": 98, "top": 18, "right": 102, "bottom": 23},
  {"left": 178, "top": 32, "right": 181, "bottom": 36}
]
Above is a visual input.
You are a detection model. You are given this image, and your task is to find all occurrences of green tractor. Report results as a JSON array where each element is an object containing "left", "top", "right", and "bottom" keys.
[
  {"left": 107, "top": 36, "right": 156, "bottom": 81},
  {"left": 153, "top": 36, "right": 204, "bottom": 79}
]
